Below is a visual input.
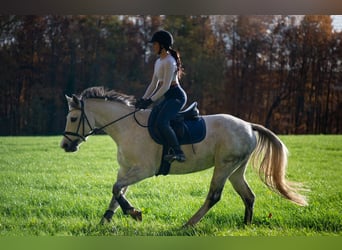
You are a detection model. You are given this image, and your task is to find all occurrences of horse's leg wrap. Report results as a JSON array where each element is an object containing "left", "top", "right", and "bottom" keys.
[
  {"left": 116, "top": 194, "right": 134, "bottom": 214},
  {"left": 103, "top": 210, "right": 114, "bottom": 221},
  {"left": 115, "top": 194, "right": 142, "bottom": 221}
]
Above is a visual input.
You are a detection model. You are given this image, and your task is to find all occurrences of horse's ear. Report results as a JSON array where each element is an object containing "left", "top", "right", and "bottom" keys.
[
  {"left": 65, "top": 94, "right": 72, "bottom": 103},
  {"left": 65, "top": 94, "right": 80, "bottom": 110},
  {"left": 72, "top": 94, "right": 80, "bottom": 106}
]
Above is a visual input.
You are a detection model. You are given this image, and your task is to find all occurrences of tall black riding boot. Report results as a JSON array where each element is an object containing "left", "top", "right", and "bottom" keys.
[{"left": 159, "top": 124, "right": 186, "bottom": 163}]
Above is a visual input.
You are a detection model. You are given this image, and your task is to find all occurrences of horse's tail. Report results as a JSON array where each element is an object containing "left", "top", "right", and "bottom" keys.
[{"left": 250, "top": 123, "right": 308, "bottom": 206}]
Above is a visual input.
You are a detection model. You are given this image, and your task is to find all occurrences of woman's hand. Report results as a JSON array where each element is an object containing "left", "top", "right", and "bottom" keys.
[{"left": 135, "top": 98, "right": 153, "bottom": 109}]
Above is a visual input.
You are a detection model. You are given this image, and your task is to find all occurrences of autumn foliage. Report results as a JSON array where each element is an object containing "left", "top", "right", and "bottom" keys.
[{"left": 0, "top": 15, "right": 341, "bottom": 135}]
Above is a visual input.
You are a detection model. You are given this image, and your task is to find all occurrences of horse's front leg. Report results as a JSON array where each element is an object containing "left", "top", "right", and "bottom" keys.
[
  {"left": 100, "top": 186, "right": 128, "bottom": 224},
  {"left": 112, "top": 182, "right": 142, "bottom": 221},
  {"left": 101, "top": 143, "right": 157, "bottom": 224}
]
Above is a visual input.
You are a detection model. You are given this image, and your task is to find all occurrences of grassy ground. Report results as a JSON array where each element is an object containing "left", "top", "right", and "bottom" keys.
[{"left": 0, "top": 135, "right": 341, "bottom": 236}]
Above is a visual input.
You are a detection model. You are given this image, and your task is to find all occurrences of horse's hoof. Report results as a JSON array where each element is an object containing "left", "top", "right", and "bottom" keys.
[
  {"left": 100, "top": 217, "right": 110, "bottom": 225},
  {"left": 182, "top": 222, "right": 193, "bottom": 229},
  {"left": 182, "top": 218, "right": 197, "bottom": 228},
  {"left": 100, "top": 210, "right": 114, "bottom": 225},
  {"left": 129, "top": 209, "right": 142, "bottom": 221}
]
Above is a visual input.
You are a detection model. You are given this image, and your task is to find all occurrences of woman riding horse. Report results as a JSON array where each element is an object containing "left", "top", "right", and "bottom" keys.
[{"left": 135, "top": 30, "right": 187, "bottom": 163}]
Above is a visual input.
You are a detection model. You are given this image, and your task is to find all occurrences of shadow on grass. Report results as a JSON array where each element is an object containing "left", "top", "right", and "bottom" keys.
[{"left": 58, "top": 209, "right": 341, "bottom": 236}]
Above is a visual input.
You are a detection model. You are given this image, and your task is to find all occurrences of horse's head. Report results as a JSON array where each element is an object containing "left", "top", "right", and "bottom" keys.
[{"left": 60, "top": 95, "right": 94, "bottom": 152}]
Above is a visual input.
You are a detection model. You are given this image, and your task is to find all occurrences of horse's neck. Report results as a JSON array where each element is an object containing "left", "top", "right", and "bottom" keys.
[{"left": 85, "top": 99, "right": 137, "bottom": 141}]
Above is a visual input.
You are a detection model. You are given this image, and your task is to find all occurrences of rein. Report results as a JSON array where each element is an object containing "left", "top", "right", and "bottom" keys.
[
  {"left": 63, "top": 100, "right": 143, "bottom": 143},
  {"left": 95, "top": 109, "right": 140, "bottom": 133},
  {"left": 133, "top": 112, "right": 149, "bottom": 128}
]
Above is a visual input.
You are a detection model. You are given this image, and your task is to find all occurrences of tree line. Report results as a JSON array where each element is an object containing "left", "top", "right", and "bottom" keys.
[{"left": 0, "top": 15, "right": 341, "bottom": 135}]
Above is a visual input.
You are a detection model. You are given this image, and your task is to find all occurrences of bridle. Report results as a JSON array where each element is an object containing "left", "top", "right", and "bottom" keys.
[
  {"left": 63, "top": 100, "right": 95, "bottom": 143},
  {"left": 63, "top": 100, "right": 145, "bottom": 144}
]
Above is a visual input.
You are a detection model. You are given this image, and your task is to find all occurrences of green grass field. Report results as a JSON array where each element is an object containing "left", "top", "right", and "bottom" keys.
[{"left": 0, "top": 135, "right": 341, "bottom": 236}]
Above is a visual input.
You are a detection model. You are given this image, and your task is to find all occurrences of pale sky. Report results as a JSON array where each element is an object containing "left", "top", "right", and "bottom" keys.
[{"left": 332, "top": 15, "right": 342, "bottom": 31}]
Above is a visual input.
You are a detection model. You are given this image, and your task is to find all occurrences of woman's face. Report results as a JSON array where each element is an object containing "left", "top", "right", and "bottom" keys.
[{"left": 152, "top": 42, "right": 160, "bottom": 55}]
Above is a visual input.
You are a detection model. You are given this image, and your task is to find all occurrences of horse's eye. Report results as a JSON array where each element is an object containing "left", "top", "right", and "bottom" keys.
[{"left": 70, "top": 117, "right": 78, "bottom": 123}]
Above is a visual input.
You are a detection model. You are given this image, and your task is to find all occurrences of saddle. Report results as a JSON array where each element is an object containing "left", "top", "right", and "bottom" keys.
[{"left": 148, "top": 102, "right": 206, "bottom": 176}]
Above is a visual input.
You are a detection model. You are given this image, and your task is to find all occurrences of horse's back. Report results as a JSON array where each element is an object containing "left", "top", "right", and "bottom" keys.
[
  {"left": 202, "top": 114, "right": 257, "bottom": 155},
  {"left": 163, "top": 113, "right": 257, "bottom": 175}
]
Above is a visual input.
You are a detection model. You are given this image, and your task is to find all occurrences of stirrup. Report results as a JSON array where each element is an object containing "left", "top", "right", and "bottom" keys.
[{"left": 164, "top": 150, "right": 186, "bottom": 163}]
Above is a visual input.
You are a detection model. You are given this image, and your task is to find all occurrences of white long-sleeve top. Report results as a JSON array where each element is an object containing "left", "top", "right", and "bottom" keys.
[{"left": 142, "top": 54, "right": 179, "bottom": 102}]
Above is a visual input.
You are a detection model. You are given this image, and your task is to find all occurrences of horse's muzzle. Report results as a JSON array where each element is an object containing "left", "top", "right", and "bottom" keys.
[{"left": 61, "top": 140, "right": 79, "bottom": 152}]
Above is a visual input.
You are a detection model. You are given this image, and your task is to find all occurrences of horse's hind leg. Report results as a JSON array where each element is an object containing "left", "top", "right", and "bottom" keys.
[
  {"left": 184, "top": 165, "right": 231, "bottom": 227},
  {"left": 100, "top": 186, "right": 128, "bottom": 224},
  {"left": 228, "top": 161, "right": 255, "bottom": 225}
]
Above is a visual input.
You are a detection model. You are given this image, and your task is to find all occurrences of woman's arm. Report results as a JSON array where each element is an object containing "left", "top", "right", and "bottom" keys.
[{"left": 142, "top": 73, "right": 158, "bottom": 99}]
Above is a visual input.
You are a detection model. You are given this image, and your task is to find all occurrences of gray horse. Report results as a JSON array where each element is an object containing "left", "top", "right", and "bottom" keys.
[{"left": 60, "top": 87, "right": 307, "bottom": 227}]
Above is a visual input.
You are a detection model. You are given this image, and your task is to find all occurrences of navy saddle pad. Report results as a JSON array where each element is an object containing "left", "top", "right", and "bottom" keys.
[{"left": 148, "top": 102, "right": 206, "bottom": 146}]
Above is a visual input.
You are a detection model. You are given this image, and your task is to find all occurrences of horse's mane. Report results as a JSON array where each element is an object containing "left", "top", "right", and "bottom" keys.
[{"left": 79, "top": 86, "right": 135, "bottom": 106}]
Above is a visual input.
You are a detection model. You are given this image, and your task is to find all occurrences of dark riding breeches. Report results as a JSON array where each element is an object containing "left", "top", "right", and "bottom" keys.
[{"left": 152, "top": 86, "right": 187, "bottom": 150}]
